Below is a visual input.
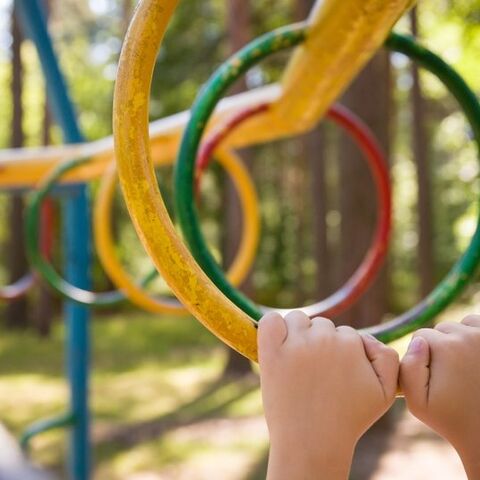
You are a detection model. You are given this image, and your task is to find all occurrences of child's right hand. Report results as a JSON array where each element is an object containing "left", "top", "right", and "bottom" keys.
[{"left": 400, "top": 315, "right": 480, "bottom": 478}]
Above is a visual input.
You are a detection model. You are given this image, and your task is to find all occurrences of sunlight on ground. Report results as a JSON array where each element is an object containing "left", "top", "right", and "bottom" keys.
[
  {"left": 0, "top": 303, "right": 478, "bottom": 478},
  {"left": 371, "top": 409, "right": 465, "bottom": 480}
]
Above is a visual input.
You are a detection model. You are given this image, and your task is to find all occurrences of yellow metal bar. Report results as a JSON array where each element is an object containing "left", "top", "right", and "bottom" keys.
[
  {"left": 94, "top": 148, "right": 260, "bottom": 315},
  {"left": 113, "top": 0, "right": 417, "bottom": 360},
  {"left": 229, "top": 0, "right": 415, "bottom": 146},
  {"left": 1, "top": 0, "right": 415, "bottom": 190},
  {"left": 114, "top": 0, "right": 259, "bottom": 361},
  {"left": 0, "top": 85, "right": 281, "bottom": 188}
]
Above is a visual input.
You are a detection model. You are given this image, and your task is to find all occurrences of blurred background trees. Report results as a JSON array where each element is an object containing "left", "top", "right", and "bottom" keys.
[
  {"left": 0, "top": 0, "right": 479, "bottom": 336},
  {"left": 0, "top": 0, "right": 478, "bottom": 477}
]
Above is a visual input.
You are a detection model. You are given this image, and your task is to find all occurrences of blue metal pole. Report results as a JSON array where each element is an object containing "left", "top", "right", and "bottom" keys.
[{"left": 15, "top": 1, "right": 91, "bottom": 479}]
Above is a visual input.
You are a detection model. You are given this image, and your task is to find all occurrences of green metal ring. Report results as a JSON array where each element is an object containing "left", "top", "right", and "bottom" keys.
[
  {"left": 25, "top": 157, "right": 158, "bottom": 307},
  {"left": 174, "top": 26, "right": 480, "bottom": 342}
]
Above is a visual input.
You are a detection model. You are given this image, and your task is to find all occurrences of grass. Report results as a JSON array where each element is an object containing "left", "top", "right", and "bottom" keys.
[
  {"left": 0, "top": 312, "right": 268, "bottom": 479},
  {"left": 0, "top": 300, "right": 477, "bottom": 479}
]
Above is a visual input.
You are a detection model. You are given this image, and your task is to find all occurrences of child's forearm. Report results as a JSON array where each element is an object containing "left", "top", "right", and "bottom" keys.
[
  {"left": 266, "top": 443, "right": 354, "bottom": 480},
  {"left": 459, "top": 449, "right": 480, "bottom": 480}
]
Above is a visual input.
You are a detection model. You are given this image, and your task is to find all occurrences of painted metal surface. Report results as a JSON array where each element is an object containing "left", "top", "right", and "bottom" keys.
[
  {"left": 0, "top": 85, "right": 282, "bottom": 188},
  {"left": 0, "top": 199, "right": 54, "bottom": 301},
  {"left": 179, "top": 28, "right": 480, "bottom": 346},
  {"left": 15, "top": 0, "right": 91, "bottom": 478},
  {"left": 228, "top": 0, "right": 415, "bottom": 146},
  {"left": 0, "top": 0, "right": 415, "bottom": 187},
  {"left": 114, "top": 0, "right": 259, "bottom": 361},
  {"left": 113, "top": 0, "right": 409, "bottom": 361},
  {"left": 113, "top": 0, "right": 480, "bottom": 359},
  {"left": 194, "top": 100, "right": 391, "bottom": 318},
  {"left": 25, "top": 157, "right": 126, "bottom": 306},
  {"left": 94, "top": 148, "right": 260, "bottom": 315}
]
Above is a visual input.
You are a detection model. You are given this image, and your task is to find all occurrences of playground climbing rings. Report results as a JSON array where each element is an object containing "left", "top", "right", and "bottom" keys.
[
  {"left": 0, "top": 274, "right": 36, "bottom": 301},
  {"left": 176, "top": 28, "right": 480, "bottom": 345},
  {"left": 114, "top": 4, "right": 480, "bottom": 359},
  {"left": 195, "top": 101, "right": 392, "bottom": 318},
  {"left": 25, "top": 157, "right": 130, "bottom": 307},
  {"left": 178, "top": 28, "right": 480, "bottom": 341},
  {"left": 0, "top": 199, "right": 54, "bottom": 301},
  {"left": 94, "top": 148, "right": 260, "bottom": 315}
]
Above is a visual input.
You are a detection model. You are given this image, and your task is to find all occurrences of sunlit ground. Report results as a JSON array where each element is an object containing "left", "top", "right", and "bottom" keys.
[{"left": 0, "top": 302, "right": 477, "bottom": 479}]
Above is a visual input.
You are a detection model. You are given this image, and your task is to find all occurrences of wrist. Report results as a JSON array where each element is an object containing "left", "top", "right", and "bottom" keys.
[
  {"left": 267, "top": 438, "right": 355, "bottom": 480},
  {"left": 456, "top": 447, "right": 480, "bottom": 480}
]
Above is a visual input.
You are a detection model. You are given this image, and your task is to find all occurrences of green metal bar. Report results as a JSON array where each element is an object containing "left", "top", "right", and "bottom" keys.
[
  {"left": 20, "top": 411, "right": 75, "bottom": 452},
  {"left": 174, "top": 26, "right": 480, "bottom": 342}
]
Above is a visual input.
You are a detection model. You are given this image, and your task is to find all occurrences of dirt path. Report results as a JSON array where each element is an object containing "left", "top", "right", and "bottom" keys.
[{"left": 369, "top": 409, "right": 465, "bottom": 480}]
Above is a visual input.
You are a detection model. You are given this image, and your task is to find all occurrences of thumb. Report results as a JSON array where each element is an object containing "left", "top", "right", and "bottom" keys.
[
  {"left": 258, "top": 312, "right": 287, "bottom": 362},
  {"left": 362, "top": 335, "right": 400, "bottom": 400},
  {"left": 400, "top": 335, "right": 431, "bottom": 412}
]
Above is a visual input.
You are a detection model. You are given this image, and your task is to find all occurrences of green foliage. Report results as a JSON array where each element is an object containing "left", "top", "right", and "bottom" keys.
[{"left": 0, "top": 0, "right": 479, "bottom": 316}]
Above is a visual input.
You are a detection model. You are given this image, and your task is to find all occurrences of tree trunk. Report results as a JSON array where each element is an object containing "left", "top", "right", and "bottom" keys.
[
  {"left": 295, "top": 0, "right": 330, "bottom": 299},
  {"left": 337, "top": 51, "right": 392, "bottom": 328},
  {"left": 221, "top": 0, "right": 253, "bottom": 377},
  {"left": 5, "top": 7, "right": 29, "bottom": 329},
  {"left": 306, "top": 128, "right": 330, "bottom": 298},
  {"left": 410, "top": 7, "right": 434, "bottom": 298}
]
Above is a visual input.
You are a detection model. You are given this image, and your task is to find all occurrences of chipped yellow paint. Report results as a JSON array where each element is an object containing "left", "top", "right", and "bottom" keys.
[
  {"left": 229, "top": 0, "right": 414, "bottom": 147},
  {"left": 113, "top": 0, "right": 416, "bottom": 360},
  {"left": 113, "top": 0, "right": 259, "bottom": 360},
  {"left": 94, "top": 148, "right": 260, "bottom": 315},
  {"left": 0, "top": 85, "right": 278, "bottom": 188}
]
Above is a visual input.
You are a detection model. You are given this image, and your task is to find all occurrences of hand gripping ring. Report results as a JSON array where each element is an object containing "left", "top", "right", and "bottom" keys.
[
  {"left": 93, "top": 148, "right": 260, "bottom": 315},
  {"left": 195, "top": 101, "right": 392, "bottom": 318}
]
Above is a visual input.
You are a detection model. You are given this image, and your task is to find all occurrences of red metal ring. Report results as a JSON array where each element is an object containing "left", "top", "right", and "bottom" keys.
[{"left": 195, "top": 102, "right": 392, "bottom": 317}]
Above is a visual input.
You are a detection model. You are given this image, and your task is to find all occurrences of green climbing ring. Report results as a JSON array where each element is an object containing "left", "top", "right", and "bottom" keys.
[
  {"left": 174, "top": 26, "right": 480, "bottom": 343},
  {"left": 25, "top": 157, "right": 157, "bottom": 307}
]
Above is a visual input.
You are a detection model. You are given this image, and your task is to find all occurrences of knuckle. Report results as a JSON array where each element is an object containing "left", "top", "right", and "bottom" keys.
[
  {"left": 385, "top": 347, "right": 400, "bottom": 362},
  {"left": 435, "top": 321, "right": 455, "bottom": 332},
  {"left": 312, "top": 317, "right": 335, "bottom": 328},
  {"left": 414, "top": 328, "right": 431, "bottom": 338},
  {"left": 462, "top": 314, "right": 480, "bottom": 327},
  {"left": 285, "top": 310, "right": 309, "bottom": 323},
  {"left": 336, "top": 325, "right": 356, "bottom": 333}
]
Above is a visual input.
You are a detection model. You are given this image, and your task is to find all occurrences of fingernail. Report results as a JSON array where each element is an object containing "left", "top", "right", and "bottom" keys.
[{"left": 407, "top": 337, "right": 424, "bottom": 355}]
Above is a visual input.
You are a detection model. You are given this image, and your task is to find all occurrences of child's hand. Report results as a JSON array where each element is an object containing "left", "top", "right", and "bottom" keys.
[
  {"left": 400, "top": 315, "right": 480, "bottom": 479},
  {"left": 259, "top": 311, "right": 399, "bottom": 480}
]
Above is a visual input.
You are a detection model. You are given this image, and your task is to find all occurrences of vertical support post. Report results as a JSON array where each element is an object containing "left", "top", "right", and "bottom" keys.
[{"left": 15, "top": 1, "right": 91, "bottom": 479}]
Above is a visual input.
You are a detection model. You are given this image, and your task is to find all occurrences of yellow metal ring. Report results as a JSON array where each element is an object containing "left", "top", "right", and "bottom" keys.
[
  {"left": 114, "top": 0, "right": 259, "bottom": 361},
  {"left": 94, "top": 149, "right": 260, "bottom": 315},
  {"left": 113, "top": 0, "right": 412, "bottom": 361}
]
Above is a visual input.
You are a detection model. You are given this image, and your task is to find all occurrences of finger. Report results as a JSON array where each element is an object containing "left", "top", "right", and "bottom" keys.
[
  {"left": 412, "top": 328, "right": 445, "bottom": 343},
  {"left": 362, "top": 335, "right": 399, "bottom": 400},
  {"left": 311, "top": 317, "right": 336, "bottom": 332},
  {"left": 284, "top": 310, "right": 311, "bottom": 334},
  {"left": 336, "top": 325, "right": 359, "bottom": 337},
  {"left": 462, "top": 315, "right": 480, "bottom": 328},
  {"left": 399, "top": 335, "right": 431, "bottom": 411},
  {"left": 435, "top": 321, "right": 466, "bottom": 334},
  {"left": 258, "top": 312, "right": 287, "bottom": 361}
]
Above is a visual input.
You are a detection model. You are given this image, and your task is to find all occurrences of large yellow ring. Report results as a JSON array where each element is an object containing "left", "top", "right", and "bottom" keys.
[
  {"left": 94, "top": 149, "right": 260, "bottom": 315},
  {"left": 113, "top": 0, "right": 411, "bottom": 361}
]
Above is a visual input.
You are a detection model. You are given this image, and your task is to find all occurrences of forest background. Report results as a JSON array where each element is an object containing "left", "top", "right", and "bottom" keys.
[{"left": 0, "top": 0, "right": 479, "bottom": 478}]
